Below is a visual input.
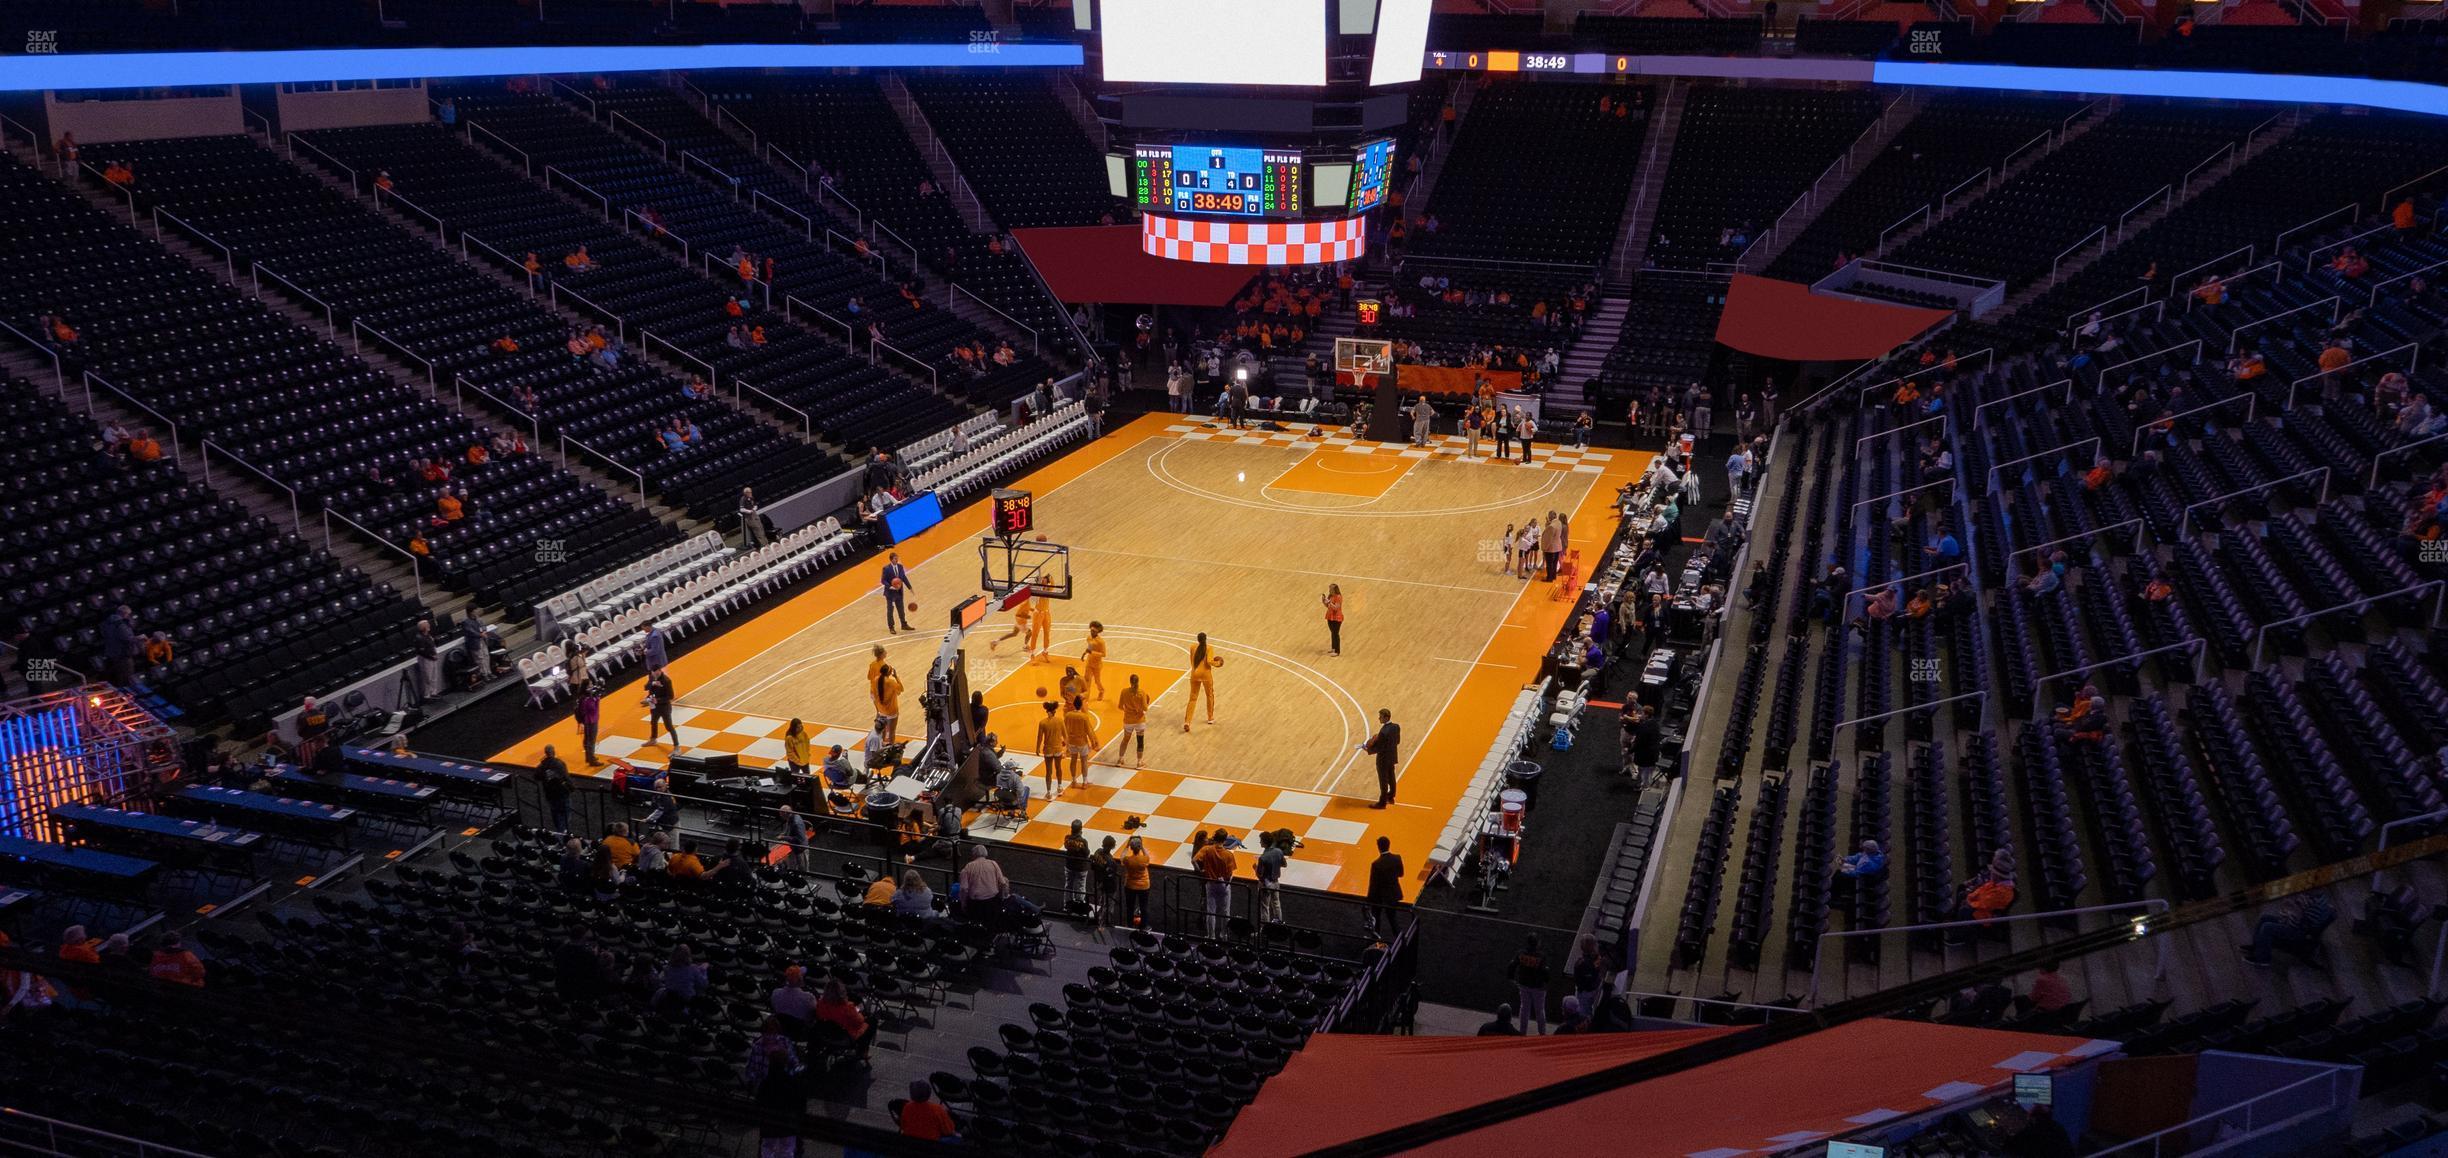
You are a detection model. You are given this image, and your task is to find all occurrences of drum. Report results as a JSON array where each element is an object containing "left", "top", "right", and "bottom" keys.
[{"left": 1499, "top": 789, "right": 1527, "bottom": 834}]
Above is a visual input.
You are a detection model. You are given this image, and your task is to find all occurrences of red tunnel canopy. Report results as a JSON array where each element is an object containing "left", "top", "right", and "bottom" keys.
[
  {"left": 1213, "top": 1019, "right": 2111, "bottom": 1158},
  {"left": 1715, "top": 273, "right": 1954, "bottom": 362},
  {"left": 1008, "top": 224, "right": 1257, "bottom": 308}
]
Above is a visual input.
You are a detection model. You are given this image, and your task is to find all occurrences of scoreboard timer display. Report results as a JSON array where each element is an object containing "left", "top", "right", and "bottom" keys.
[
  {"left": 1347, "top": 138, "right": 1393, "bottom": 213},
  {"left": 1133, "top": 144, "right": 1304, "bottom": 218}
]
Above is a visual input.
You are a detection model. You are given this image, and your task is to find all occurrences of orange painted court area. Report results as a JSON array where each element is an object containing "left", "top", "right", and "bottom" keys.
[{"left": 489, "top": 412, "right": 1647, "bottom": 897}]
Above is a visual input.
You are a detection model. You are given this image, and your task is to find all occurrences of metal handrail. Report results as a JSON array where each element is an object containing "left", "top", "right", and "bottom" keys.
[
  {"left": 0, "top": 1106, "right": 219, "bottom": 1158},
  {"left": 609, "top": 110, "right": 666, "bottom": 159},
  {"left": 250, "top": 262, "right": 337, "bottom": 335},
  {"left": 950, "top": 284, "right": 1039, "bottom": 354},
  {"left": 460, "top": 232, "right": 539, "bottom": 296},
  {"left": 680, "top": 149, "right": 738, "bottom": 193},
  {"left": 826, "top": 227, "right": 886, "bottom": 275},
  {"left": 2000, "top": 127, "right": 2054, "bottom": 172},
  {"left": 623, "top": 207, "right": 691, "bottom": 264},
  {"left": 2252, "top": 579, "right": 2447, "bottom": 669},
  {"left": 2370, "top": 430, "right": 2448, "bottom": 489},
  {"left": 151, "top": 207, "right": 235, "bottom": 283},
  {"left": 544, "top": 166, "right": 612, "bottom": 218},
  {"left": 870, "top": 336, "right": 937, "bottom": 389},
  {"left": 734, "top": 376, "right": 812, "bottom": 438},
  {"left": 816, "top": 176, "right": 863, "bottom": 227},
  {"left": 242, "top": 106, "right": 273, "bottom": 138},
  {"left": 871, "top": 220, "right": 919, "bottom": 269},
  {"left": 2306, "top": 219, "right": 2400, "bottom": 273},
  {"left": 1841, "top": 560, "right": 1969, "bottom": 604},
  {"left": 1940, "top": 167, "right": 1991, "bottom": 208},
  {"left": 350, "top": 318, "right": 435, "bottom": 384},
  {"left": 2187, "top": 259, "right": 2282, "bottom": 313},
  {"left": 2095, "top": 338, "right": 2203, "bottom": 385},
  {"left": 285, "top": 131, "right": 359, "bottom": 190},
  {"left": 450, "top": 373, "right": 541, "bottom": 448},
  {"left": 2032, "top": 638, "right": 2206, "bottom": 694},
  {"left": 1876, "top": 205, "right": 1930, "bottom": 251},
  {"left": 80, "top": 372, "right": 180, "bottom": 467},
  {"left": 1849, "top": 475, "right": 1955, "bottom": 513},
  {"left": 78, "top": 159, "right": 136, "bottom": 217},
  {"left": 551, "top": 79, "right": 600, "bottom": 119},
  {"left": 2116, "top": 184, "right": 2171, "bottom": 240},
  {"left": 0, "top": 317, "right": 64, "bottom": 392},
  {"left": 783, "top": 293, "right": 853, "bottom": 344},
  {"left": 2065, "top": 285, "right": 2149, "bottom": 333},
  {"left": 320, "top": 505, "right": 423, "bottom": 600},
  {"left": 2287, "top": 341, "right": 2420, "bottom": 411},
  {"left": 2381, "top": 162, "right": 2448, "bottom": 216},
  {"left": 2168, "top": 244, "right": 2256, "bottom": 300},
  {"left": 548, "top": 283, "right": 626, "bottom": 344},
  {"left": 2368, "top": 255, "right": 2448, "bottom": 308},
  {"left": 2182, "top": 143, "right": 2234, "bottom": 198},
  {"left": 2008, "top": 518, "right": 2143, "bottom": 567},
  {"left": 1853, "top": 411, "right": 1948, "bottom": 448},
  {"left": 770, "top": 144, "right": 812, "bottom": 192},
  {"left": 1852, "top": 258, "right": 2001, "bottom": 289},
  {"left": 751, "top": 190, "right": 814, "bottom": 240},
  {"left": 2179, "top": 467, "right": 2332, "bottom": 537},
  {"left": 1974, "top": 378, "right": 2076, "bottom": 430},
  {"left": 2131, "top": 391, "right": 2255, "bottom": 458},
  {"left": 198, "top": 438, "right": 303, "bottom": 532},
  {"left": 2226, "top": 295, "right": 2341, "bottom": 355},
  {"left": 372, "top": 184, "right": 446, "bottom": 241},
  {"left": 559, "top": 432, "right": 648, "bottom": 506},
  {"left": 639, "top": 329, "right": 718, "bottom": 390},
  {"left": 2273, "top": 201, "right": 2357, "bottom": 259},
  {"left": 2050, "top": 225, "right": 2108, "bottom": 283},
  {"left": 2086, "top": 1066, "right": 2354, "bottom": 1158},
  {"left": 715, "top": 105, "right": 758, "bottom": 150},
  {"left": 1806, "top": 898, "right": 2169, "bottom": 1009},
  {"left": 1988, "top": 436, "right": 2102, "bottom": 493},
  {"left": 467, "top": 121, "right": 532, "bottom": 175}
]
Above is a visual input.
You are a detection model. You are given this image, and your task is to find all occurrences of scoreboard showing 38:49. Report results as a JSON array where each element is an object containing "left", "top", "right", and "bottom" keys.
[{"left": 1133, "top": 144, "right": 1304, "bottom": 218}]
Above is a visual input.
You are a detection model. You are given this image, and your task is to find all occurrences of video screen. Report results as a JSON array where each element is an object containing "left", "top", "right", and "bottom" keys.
[
  {"left": 879, "top": 491, "right": 945, "bottom": 545},
  {"left": 1368, "top": 0, "right": 1434, "bottom": 86},
  {"left": 1102, "top": 0, "right": 1329, "bottom": 87}
]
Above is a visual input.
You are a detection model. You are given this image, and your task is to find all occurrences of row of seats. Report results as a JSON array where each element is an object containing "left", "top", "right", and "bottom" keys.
[
  {"left": 905, "top": 75, "right": 1114, "bottom": 232},
  {"left": 72, "top": 133, "right": 686, "bottom": 614},
  {"left": 1647, "top": 86, "right": 1883, "bottom": 271},
  {"left": 1411, "top": 83, "right": 1651, "bottom": 267},
  {"left": 910, "top": 402, "right": 1089, "bottom": 505}
]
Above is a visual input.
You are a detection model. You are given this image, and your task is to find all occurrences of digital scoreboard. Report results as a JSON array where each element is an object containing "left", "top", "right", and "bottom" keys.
[
  {"left": 1133, "top": 144, "right": 1306, "bottom": 218},
  {"left": 990, "top": 487, "right": 1034, "bottom": 538},
  {"left": 1347, "top": 137, "right": 1393, "bottom": 213}
]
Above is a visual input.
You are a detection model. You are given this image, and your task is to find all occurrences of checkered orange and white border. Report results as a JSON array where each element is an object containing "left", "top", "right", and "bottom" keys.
[{"left": 1143, "top": 212, "right": 1368, "bottom": 266}]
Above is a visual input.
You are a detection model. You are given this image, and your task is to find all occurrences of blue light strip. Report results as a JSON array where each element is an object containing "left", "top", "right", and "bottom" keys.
[
  {"left": 1871, "top": 61, "right": 2448, "bottom": 117},
  {"left": 0, "top": 41, "right": 1083, "bottom": 92}
]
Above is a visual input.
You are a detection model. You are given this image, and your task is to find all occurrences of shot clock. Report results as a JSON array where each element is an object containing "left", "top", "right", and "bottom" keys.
[{"left": 991, "top": 488, "right": 1035, "bottom": 538}]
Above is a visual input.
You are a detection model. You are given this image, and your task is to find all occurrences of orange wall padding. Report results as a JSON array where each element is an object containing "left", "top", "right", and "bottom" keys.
[
  {"left": 1395, "top": 365, "right": 1523, "bottom": 395},
  {"left": 1713, "top": 273, "right": 1954, "bottom": 363},
  {"left": 1214, "top": 1019, "right": 2106, "bottom": 1158}
]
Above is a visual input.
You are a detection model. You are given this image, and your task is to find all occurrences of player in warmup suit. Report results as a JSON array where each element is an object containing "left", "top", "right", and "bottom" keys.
[
  {"left": 1183, "top": 632, "right": 1221, "bottom": 731},
  {"left": 1115, "top": 674, "right": 1150, "bottom": 769},
  {"left": 1033, "top": 701, "right": 1064, "bottom": 798},
  {"left": 872, "top": 664, "right": 903, "bottom": 737},
  {"left": 1061, "top": 695, "right": 1096, "bottom": 788},
  {"left": 989, "top": 596, "right": 1035, "bottom": 654},
  {"left": 1029, "top": 593, "right": 1054, "bottom": 660},
  {"left": 1082, "top": 621, "right": 1109, "bottom": 699},
  {"left": 865, "top": 644, "right": 887, "bottom": 692}
]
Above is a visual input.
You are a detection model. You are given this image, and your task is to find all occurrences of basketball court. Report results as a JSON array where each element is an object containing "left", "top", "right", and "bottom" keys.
[{"left": 490, "top": 407, "right": 1648, "bottom": 895}]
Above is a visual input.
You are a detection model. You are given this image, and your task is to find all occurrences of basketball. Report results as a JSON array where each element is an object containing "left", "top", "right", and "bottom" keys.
[
  {"left": 905, "top": 601, "right": 917, "bottom": 613},
  {"left": 1034, "top": 686, "right": 1047, "bottom": 698},
  {"left": 1211, "top": 655, "right": 1225, "bottom": 669}
]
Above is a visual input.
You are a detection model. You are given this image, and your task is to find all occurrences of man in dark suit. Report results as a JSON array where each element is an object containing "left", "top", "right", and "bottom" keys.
[
  {"left": 879, "top": 552, "right": 915, "bottom": 632},
  {"left": 644, "top": 667, "right": 679, "bottom": 749},
  {"left": 1362, "top": 708, "right": 1400, "bottom": 808},
  {"left": 1365, "top": 836, "right": 1404, "bottom": 939},
  {"left": 536, "top": 744, "right": 572, "bottom": 833}
]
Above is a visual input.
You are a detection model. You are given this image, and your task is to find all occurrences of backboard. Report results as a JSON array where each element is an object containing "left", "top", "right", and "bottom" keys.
[
  {"left": 980, "top": 535, "right": 1073, "bottom": 601},
  {"left": 1335, "top": 336, "right": 1393, "bottom": 388}
]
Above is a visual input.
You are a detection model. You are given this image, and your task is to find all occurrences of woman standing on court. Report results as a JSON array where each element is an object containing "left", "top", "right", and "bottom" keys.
[
  {"left": 1321, "top": 584, "right": 1345, "bottom": 656},
  {"left": 1081, "top": 621, "right": 1109, "bottom": 700},
  {"left": 1518, "top": 409, "right": 1538, "bottom": 465},
  {"left": 1493, "top": 404, "right": 1514, "bottom": 461},
  {"left": 1183, "top": 632, "right": 1220, "bottom": 731},
  {"left": 873, "top": 663, "right": 903, "bottom": 738}
]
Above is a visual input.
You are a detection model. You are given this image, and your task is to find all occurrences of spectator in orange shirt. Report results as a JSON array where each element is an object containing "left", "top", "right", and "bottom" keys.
[
  {"left": 125, "top": 430, "right": 163, "bottom": 462},
  {"left": 749, "top": 325, "right": 766, "bottom": 347},
  {"left": 102, "top": 161, "right": 133, "bottom": 186},
  {"left": 147, "top": 933, "right": 205, "bottom": 987},
  {"left": 2317, "top": 342, "right": 2352, "bottom": 374},
  {"left": 373, "top": 170, "right": 393, "bottom": 192},
  {"left": 2395, "top": 198, "right": 2419, "bottom": 232},
  {"left": 408, "top": 530, "right": 431, "bottom": 558},
  {"left": 563, "top": 246, "right": 595, "bottom": 271},
  {"left": 898, "top": 1080, "right": 959, "bottom": 1141},
  {"left": 436, "top": 490, "right": 464, "bottom": 522},
  {"left": 522, "top": 252, "right": 541, "bottom": 276},
  {"left": 466, "top": 442, "right": 489, "bottom": 467},
  {"left": 492, "top": 334, "right": 520, "bottom": 354}
]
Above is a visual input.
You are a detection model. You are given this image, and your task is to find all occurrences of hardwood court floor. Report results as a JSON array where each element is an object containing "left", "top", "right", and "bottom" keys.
[{"left": 490, "top": 412, "right": 1648, "bottom": 895}]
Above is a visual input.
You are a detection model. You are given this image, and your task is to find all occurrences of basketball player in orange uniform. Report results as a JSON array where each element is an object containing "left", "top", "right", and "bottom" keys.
[
  {"left": 1081, "top": 621, "right": 1109, "bottom": 700},
  {"left": 1061, "top": 695, "right": 1096, "bottom": 788},
  {"left": 990, "top": 597, "right": 1034, "bottom": 654},
  {"left": 1034, "top": 701, "right": 1064, "bottom": 797},
  {"left": 1115, "top": 674, "right": 1149, "bottom": 768},
  {"left": 1182, "top": 632, "right": 1220, "bottom": 731},
  {"left": 1029, "top": 593, "right": 1054, "bottom": 660}
]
